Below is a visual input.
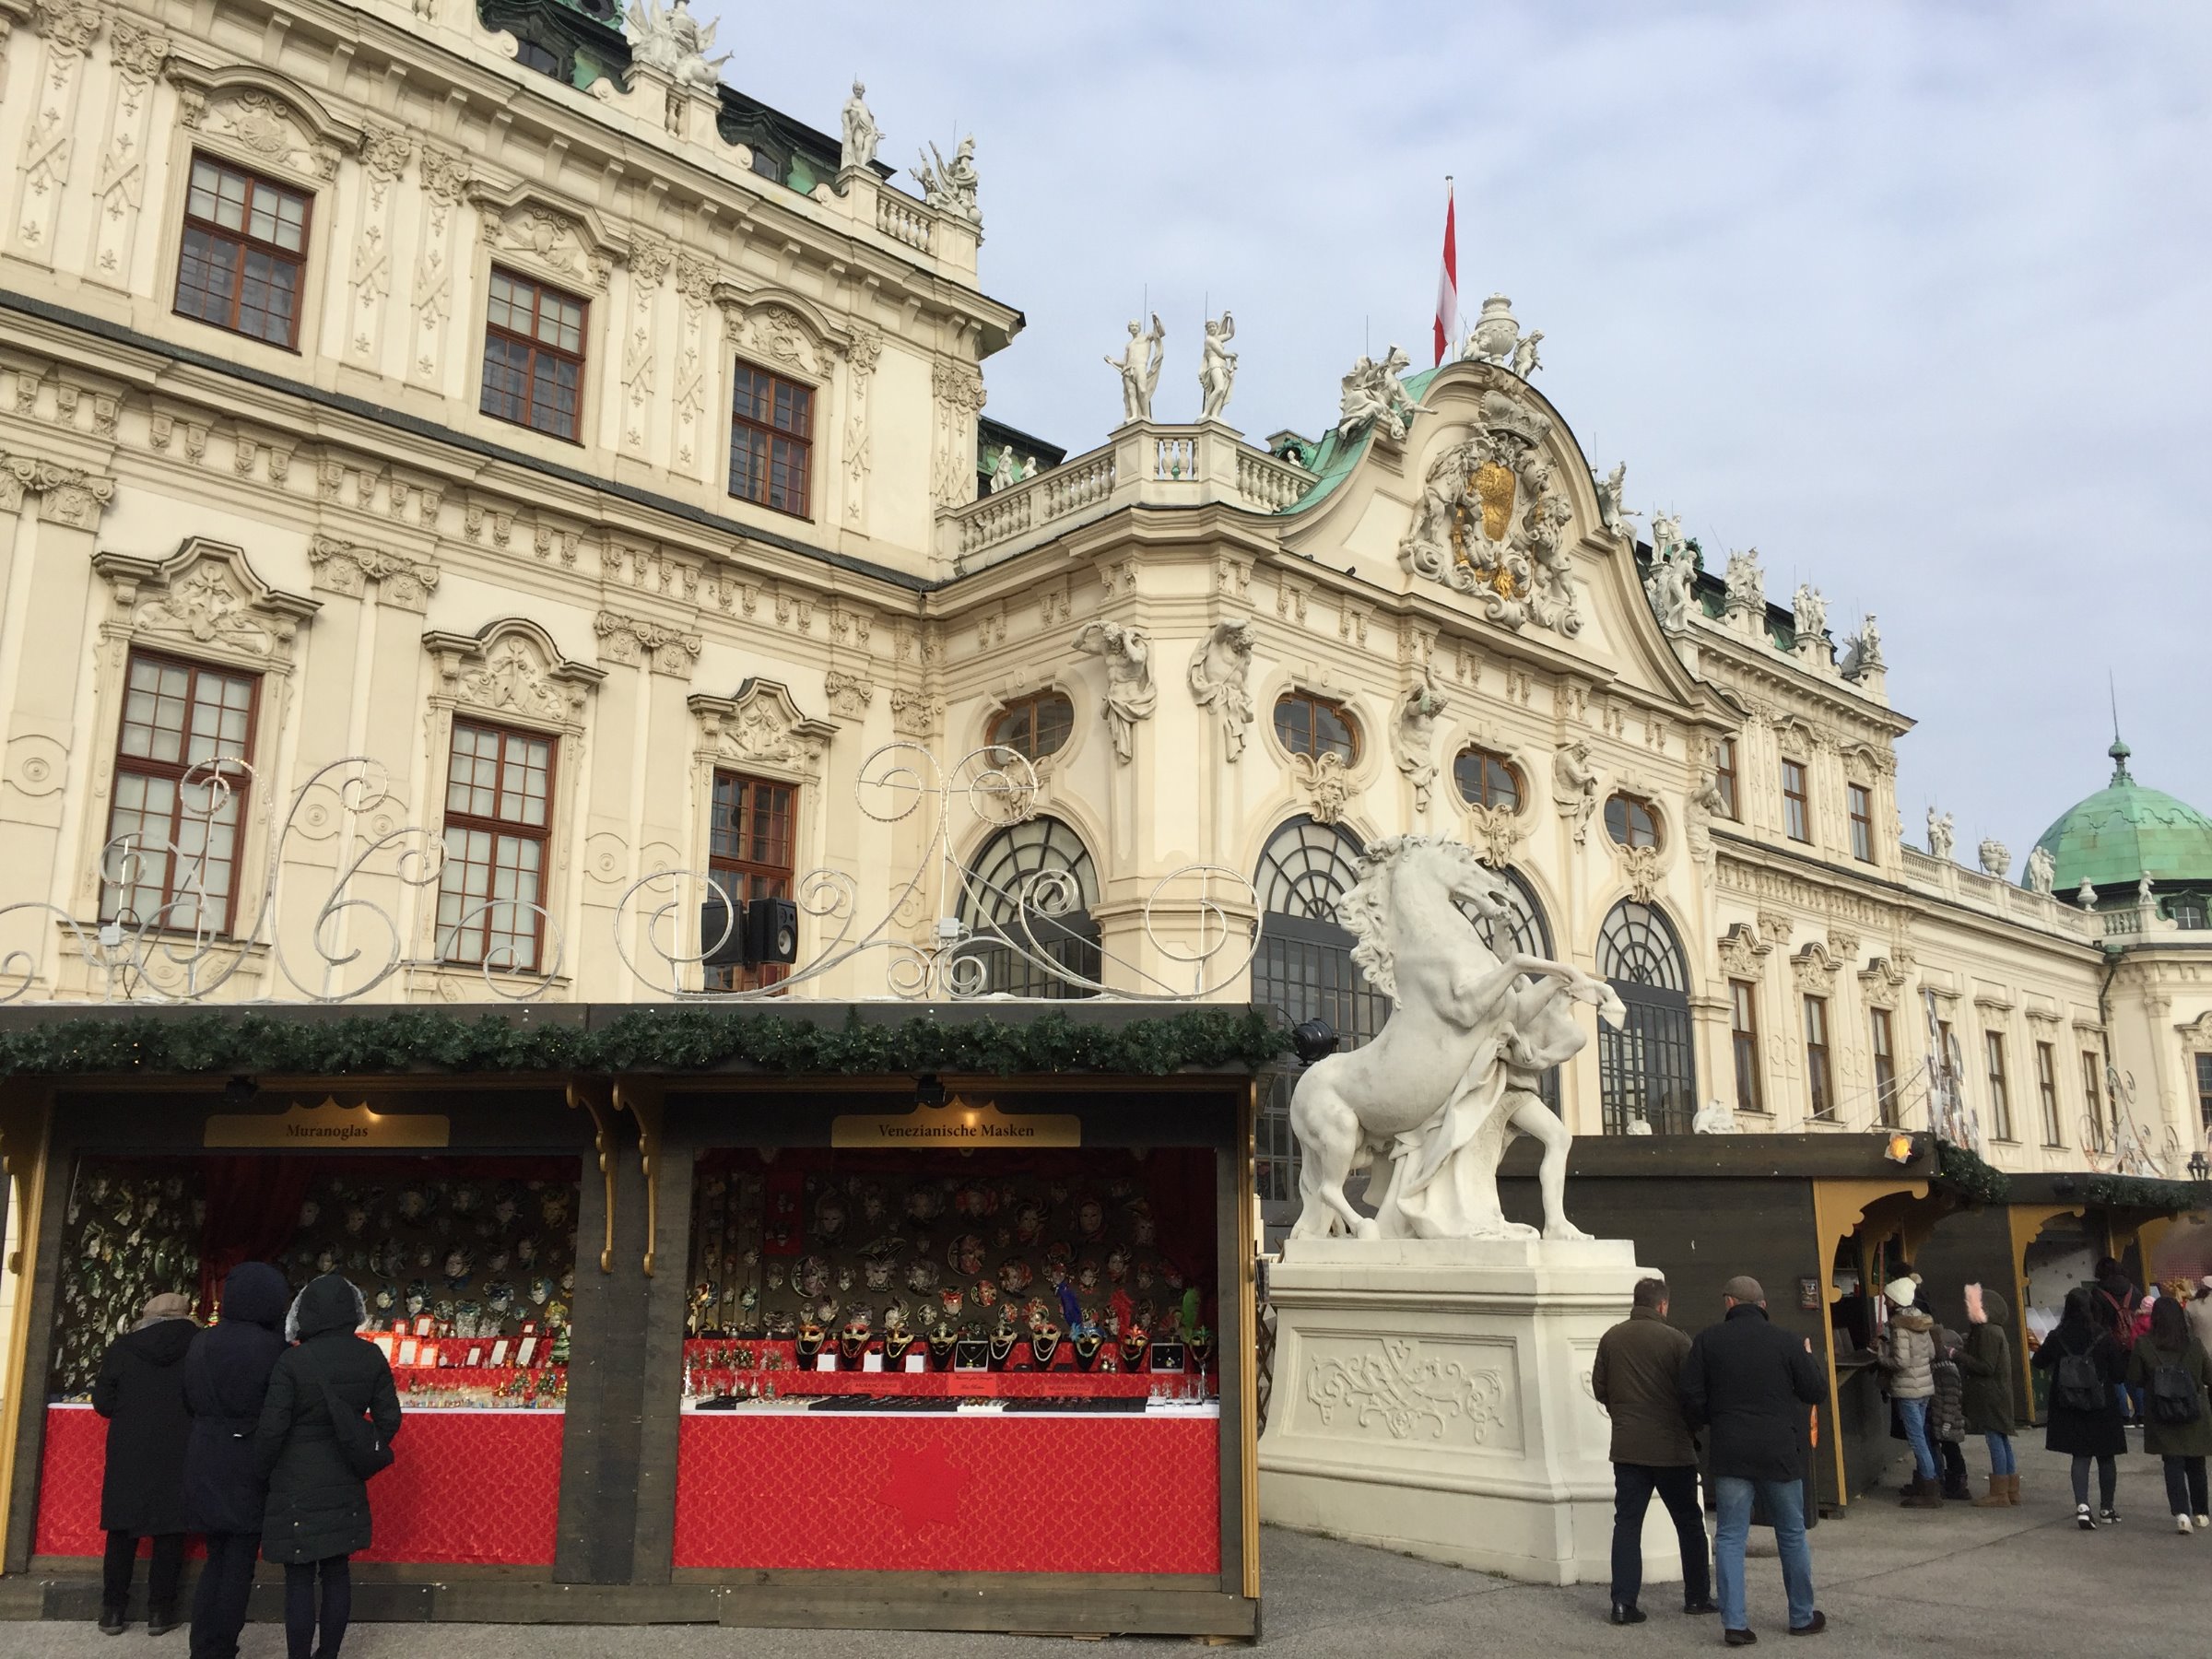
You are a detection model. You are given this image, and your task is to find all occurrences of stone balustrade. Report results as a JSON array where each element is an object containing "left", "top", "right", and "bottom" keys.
[
  {"left": 874, "top": 190, "right": 935, "bottom": 255},
  {"left": 943, "top": 421, "right": 1313, "bottom": 569},
  {"left": 1899, "top": 847, "right": 2097, "bottom": 942}
]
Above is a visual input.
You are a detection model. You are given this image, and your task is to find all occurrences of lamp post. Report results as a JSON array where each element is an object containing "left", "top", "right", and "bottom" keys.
[{"left": 2189, "top": 1148, "right": 2209, "bottom": 1211}]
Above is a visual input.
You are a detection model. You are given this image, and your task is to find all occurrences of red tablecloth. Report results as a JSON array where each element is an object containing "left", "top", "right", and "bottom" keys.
[
  {"left": 672, "top": 1412, "right": 1219, "bottom": 1574},
  {"left": 35, "top": 1405, "right": 562, "bottom": 1566}
]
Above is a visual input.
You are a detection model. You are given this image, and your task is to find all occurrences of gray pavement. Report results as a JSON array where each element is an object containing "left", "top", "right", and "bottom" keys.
[{"left": 6, "top": 1445, "right": 2195, "bottom": 1655}]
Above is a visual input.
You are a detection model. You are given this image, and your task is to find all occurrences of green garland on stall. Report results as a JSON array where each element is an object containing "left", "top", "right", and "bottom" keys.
[
  {"left": 1931, "top": 1139, "right": 2012, "bottom": 1206},
  {"left": 2083, "top": 1173, "right": 2204, "bottom": 1214},
  {"left": 0, "top": 1005, "right": 1293, "bottom": 1081}
]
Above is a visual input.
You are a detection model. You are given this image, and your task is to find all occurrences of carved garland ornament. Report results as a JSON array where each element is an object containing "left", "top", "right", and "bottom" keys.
[
  {"left": 1397, "top": 388, "right": 1583, "bottom": 637},
  {"left": 1306, "top": 1339, "right": 1505, "bottom": 1443},
  {"left": 94, "top": 539, "right": 317, "bottom": 665},
  {"left": 426, "top": 624, "right": 602, "bottom": 727},
  {"left": 688, "top": 681, "right": 835, "bottom": 782}
]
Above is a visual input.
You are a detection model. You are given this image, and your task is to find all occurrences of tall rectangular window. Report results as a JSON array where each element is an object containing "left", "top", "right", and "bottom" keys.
[
  {"left": 437, "top": 719, "right": 554, "bottom": 972},
  {"left": 1804, "top": 994, "right": 1834, "bottom": 1120},
  {"left": 1984, "top": 1030, "right": 2014, "bottom": 1141},
  {"left": 1713, "top": 737, "right": 1739, "bottom": 820},
  {"left": 480, "top": 268, "right": 586, "bottom": 441},
  {"left": 173, "top": 155, "right": 310, "bottom": 348},
  {"left": 2081, "top": 1051, "right": 2103, "bottom": 1149},
  {"left": 1847, "top": 783, "right": 1875, "bottom": 862},
  {"left": 2197, "top": 1053, "right": 2212, "bottom": 1135},
  {"left": 101, "top": 652, "right": 259, "bottom": 935},
  {"left": 1782, "top": 759, "right": 1811, "bottom": 843},
  {"left": 1871, "top": 1006, "right": 1899, "bottom": 1128},
  {"left": 728, "top": 362, "right": 814, "bottom": 516},
  {"left": 1730, "top": 979, "right": 1763, "bottom": 1115},
  {"left": 707, "top": 770, "right": 796, "bottom": 992},
  {"left": 2037, "top": 1041, "right": 2063, "bottom": 1146}
]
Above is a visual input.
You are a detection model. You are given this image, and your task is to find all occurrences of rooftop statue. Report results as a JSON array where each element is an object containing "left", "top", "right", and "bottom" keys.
[
  {"left": 1337, "top": 346, "right": 1419, "bottom": 442},
  {"left": 1197, "top": 312, "right": 1237, "bottom": 422},
  {"left": 1593, "top": 461, "right": 1632, "bottom": 538},
  {"left": 1839, "top": 612, "right": 1884, "bottom": 680},
  {"left": 1106, "top": 313, "right": 1166, "bottom": 423},
  {"left": 1288, "top": 835, "right": 1624, "bottom": 1241},
  {"left": 1927, "top": 807, "right": 1956, "bottom": 862},
  {"left": 1723, "top": 546, "right": 1765, "bottom": 620},
  {"left": 912, "top": 135, "right": 981, "bottom": 226},
  {"left": 1978, "top": 838, "right": 2011, "bottom": 881},
  {"left": 1643, "top": 512, "right": 1693, "bottom": 633},
  {"left": 624, "top": 0, "right": 729, "bottom": 91},
  {"left": 840, "top": 80, "right": 880, "bottom": 171},
  {"left": 2025, "top": 843, "right": 2056, "bottom": 895},
  {"left": 1462, "top": 293, "right": 1522, "bottom": 365},
  {"left": 1793, "top": 583, "right": 1827, "bottom": 642},
  {"left": 1510, "top": 329, "right": 1544, "bottom": 379}
]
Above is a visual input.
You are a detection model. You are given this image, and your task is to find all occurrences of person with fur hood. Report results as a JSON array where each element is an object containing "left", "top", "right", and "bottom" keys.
[
  {"left": 1957, "top": 1283, "right": 2021, "bottom": 1506},
  {"left": 1879, "top": 1277, "right": 1945, "bottom": 1507}
]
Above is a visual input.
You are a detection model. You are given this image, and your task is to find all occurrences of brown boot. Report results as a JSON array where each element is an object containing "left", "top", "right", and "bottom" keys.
[
  {"left": 1900, "top": 1476, "right": 1944, "bottom": 1508},
  {"left": 1973, "top": 1475, "right": 2008, "bottom": 1508},
  {"left": 2006, "top": 1474, "right": 2022, "bottom": 1505}
]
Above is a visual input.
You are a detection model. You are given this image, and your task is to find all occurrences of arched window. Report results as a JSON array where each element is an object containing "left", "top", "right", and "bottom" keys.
[
  {"left": 1605, "top": 793, "right": 1661, "bottom": 849},
  {"left": 1252, "top": 817, "right": 1389, "bottom": 1227},
  {"left": 1272, "top": 692, "right": 1359, "bottom": 764},
  {"left": 989, "top": 691, "right": 1074, "bottom": 763},
  {"left": 956, "top": 816, "right": 1100, "bottom": 997},
  {"left": 1595, "top": 900, "right": 1695, "bottom": 1135},
  {"left": 1453, "top": 747, "right": 1523, "bottom": 811},
  {"left": 1464, "top": 869, "right": 1560, "bottom": 1112}
]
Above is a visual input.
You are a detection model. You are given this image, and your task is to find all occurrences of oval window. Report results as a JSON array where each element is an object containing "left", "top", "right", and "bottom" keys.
[
  {"left": 1453, "top": 747, "right": 1522, "bottom": 811},
  {"left": 1273, "top": 692, "right": 1359, "bottom": 764},
  {"left": 991, "top": 692, "right": 1075, "bottom": 761},
  {"left": 1605, "top": 793, "right": 1661, "bottom": 850}
]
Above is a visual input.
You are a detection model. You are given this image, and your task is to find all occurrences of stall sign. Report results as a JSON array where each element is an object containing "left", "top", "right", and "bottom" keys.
[
  {"left": 203, "top": 1096, "right": 452, "bottom": 1148},
  {"left": 830, "top": 1096, "right": 1080, "bottom": 1149}
]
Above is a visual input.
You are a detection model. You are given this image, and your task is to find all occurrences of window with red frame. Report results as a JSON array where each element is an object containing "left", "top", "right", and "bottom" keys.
[
  {"left": 437, "top": 719, "right": 555, "bottom": 972},
  {"left": 173, "top": 155, "right": 310, "bottom": 348},
  {"left": 707, "top": 771, "right": 796, "bottom": 991},
  {"left": 101, "top": 652, "right": 260, "bottom": 935},
  {"left": 480, "top": 268, "right": 587, "bottom": 442},
  {"left": 728, "top": 362, "right": 814, "bottom": 516}
]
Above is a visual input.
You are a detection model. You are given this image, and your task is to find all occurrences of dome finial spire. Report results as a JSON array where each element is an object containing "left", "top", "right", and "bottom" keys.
[{"left": 2108, "top": 672, "right": 2134, "bottom": 784}]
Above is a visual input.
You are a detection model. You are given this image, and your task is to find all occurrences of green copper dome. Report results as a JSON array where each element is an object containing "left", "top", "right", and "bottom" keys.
[{"left": 2033, "top": 739, "right": 2212, "bottom": 892}]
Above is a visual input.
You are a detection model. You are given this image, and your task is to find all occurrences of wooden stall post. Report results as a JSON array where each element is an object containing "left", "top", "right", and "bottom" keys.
[{"left": 0, "top": 1086, "right": 53, "bottom": 1570}]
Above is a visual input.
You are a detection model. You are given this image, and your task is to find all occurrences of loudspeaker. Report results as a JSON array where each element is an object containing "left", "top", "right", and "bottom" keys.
[
  {"left": 700, "top": 890, "right": 747, "bottom": 969},
  {"left": 743, "top": 895, "right": 799, "bottom": 965}
]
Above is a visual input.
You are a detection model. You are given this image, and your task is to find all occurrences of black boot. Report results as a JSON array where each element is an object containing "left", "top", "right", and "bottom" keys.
[
  {"left": 99, "top": 1605, "right": 127, "bottom": 1635},
  {"left": 146, "top": 1603, "right": 179, "bottom": 1636}
]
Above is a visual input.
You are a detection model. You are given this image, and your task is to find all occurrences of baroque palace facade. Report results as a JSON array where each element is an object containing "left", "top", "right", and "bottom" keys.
[{"left": 2, "top": 0, "right": 2210, "bottom": 1237}]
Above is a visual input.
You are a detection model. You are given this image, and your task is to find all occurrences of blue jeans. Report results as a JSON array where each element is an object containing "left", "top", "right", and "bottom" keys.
[
  {"left": 1714, "top": 1476, "right": 1816, "bottom": 1633},
  {"left": 1985, "top": 1432, "right": 2017, "bottom": 1477},
  {"left": 1897, "top": 1395, "right": 1938, "bottom": 1479}
]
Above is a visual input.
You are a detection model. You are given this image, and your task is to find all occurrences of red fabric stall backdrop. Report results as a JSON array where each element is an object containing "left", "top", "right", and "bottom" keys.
[
  {"left": 672, "top": 1413, "right": 1220, "bottom": 1574},
  {"left": 36, "top": 1406, "right": 563, "bottom": 1566}
]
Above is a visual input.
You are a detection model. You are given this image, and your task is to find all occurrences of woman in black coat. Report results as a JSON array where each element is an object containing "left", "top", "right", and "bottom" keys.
[
  {"left": 91, "top": 1289, "right": 196, "bottom": 1635},
  {"left": 2033, "top": 1286, "right": 2127, "bottom": 1529},
  {"left": 253, "top": 1275, "right": 401, "bottom": 1659},
  {"left": 184, "top": 1262, "right": 290, "bottom": 1659}
]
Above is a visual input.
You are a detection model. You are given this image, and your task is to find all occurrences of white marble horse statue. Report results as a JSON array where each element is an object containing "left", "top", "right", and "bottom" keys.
[{"left": 1288, "top": 834, "right": 1625, "bottom": 1241}]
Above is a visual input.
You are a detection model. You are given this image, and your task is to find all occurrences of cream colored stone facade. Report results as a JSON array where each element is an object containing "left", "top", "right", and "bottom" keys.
[{"left": 0, "top": 0, "right": 2205, "bottom": 1191}]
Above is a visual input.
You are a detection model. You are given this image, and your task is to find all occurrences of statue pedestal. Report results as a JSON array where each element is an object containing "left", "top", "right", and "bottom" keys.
[{"left": 1258, "top": 1236, "right": 1684, "bottom": 1587}]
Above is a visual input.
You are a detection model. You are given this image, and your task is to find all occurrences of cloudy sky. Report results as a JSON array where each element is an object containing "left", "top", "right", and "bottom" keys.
[{"left": 705, "top": 0, "right": 2210, "bottom": 859}]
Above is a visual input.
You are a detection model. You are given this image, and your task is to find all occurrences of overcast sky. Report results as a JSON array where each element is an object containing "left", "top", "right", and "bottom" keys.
[{"left": 705, "top": 0, "right": 2211, "bottom": 861}]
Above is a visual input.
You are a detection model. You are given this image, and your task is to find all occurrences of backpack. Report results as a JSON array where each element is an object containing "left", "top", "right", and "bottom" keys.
[
  {"left": 302, "top": 1347, "right": 394, "bottom": 1480},
  {"left": 2149, "top": 1359, "right": 2205, "bottom": 1427},
  {"left": 2052, "top": 1340, "right": 2104, "bottom": 1415},
  {"left": 2100, "top": 1289, "right": 2138, "bottom": 1352}
]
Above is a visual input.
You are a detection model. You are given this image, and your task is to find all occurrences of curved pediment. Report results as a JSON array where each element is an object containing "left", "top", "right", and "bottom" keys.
[{"left": 1278, "top": 359, "right": 1711, "bottom": 709}]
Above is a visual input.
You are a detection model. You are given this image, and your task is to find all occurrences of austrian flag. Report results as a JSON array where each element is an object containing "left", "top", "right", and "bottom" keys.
[{"left": 1433, "top": 180, "right": 1456, "bottom": 367}]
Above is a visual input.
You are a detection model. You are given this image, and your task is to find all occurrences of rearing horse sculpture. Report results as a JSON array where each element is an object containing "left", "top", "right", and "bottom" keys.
[{"left": 1288, "top": 834, "right": 1625, "bottom": 1241}]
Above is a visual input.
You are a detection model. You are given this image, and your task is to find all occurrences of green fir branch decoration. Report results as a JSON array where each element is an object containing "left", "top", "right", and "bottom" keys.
[{"left": 1931, "top": 1139, "right": 2012, "bottom": 1205}]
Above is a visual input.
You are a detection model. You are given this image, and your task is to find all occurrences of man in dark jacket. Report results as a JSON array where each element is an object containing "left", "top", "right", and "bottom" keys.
[
  {"left": 1593, "top": 1277, "right": 1714, "bottom": 1624},
  {"left": 91, "top": 1289, "right": 196, "bottom": 1635},
  {"left": 1680, "top": 1275, "right": 1827, "bottom": 1645},
  {"left": 185, "top": 1263, "right": 290, "bottom": 1659}
]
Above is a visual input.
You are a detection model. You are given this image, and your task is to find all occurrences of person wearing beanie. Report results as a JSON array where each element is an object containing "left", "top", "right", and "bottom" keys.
[
  {"left": 2124, "top": 1296, "right": 2212, "bottom": 1533},
  {"left": 1680, "top": 1275, "right": 1827, "bottom": 1644},
  {"left": 1959, "top": 1283, "right": 2021, "bottom": 1506},
  {"left": 90, "top": 1288, "right": 198, "bottom": 1635},
  {"left": 1878, "top": 1277, "right": 1944, "bottom": 1507},
  {"left": 185, "top": 1262, "right": 292, "bottom": 1659}
]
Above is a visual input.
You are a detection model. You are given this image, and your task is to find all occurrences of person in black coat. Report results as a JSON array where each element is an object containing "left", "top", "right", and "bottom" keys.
[
  {"left": 2034, "top": 1285, "right": 2128, "bottom": 1528},
  {"left": 253, "top": 1274, "right": 401, "bottom": 1659},
  {"left": 91, "top": 1289, "right": 197, "bottom": 1635},
  {"left": 184, "top": 1263, "right": 290, "bottom": 1659},
  {"left": 1680, "top": 1275, "right": 1828, "bottom": 1644}
]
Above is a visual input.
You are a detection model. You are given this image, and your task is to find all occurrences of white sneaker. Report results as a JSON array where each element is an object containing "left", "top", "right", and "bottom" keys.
[
  {"left": 2177, "top": 1513, "right": 2195, "bottom": 1535},
  {"left": 2196, "top": 1515, "right": 2211, "bottom": 1531}
]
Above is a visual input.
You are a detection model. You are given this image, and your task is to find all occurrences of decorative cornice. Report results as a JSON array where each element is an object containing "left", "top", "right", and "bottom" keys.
[
  {"left": 307, "top": 535, "right": 439, "bottom": 612},
  {"left": 594, "top": 609, "right": 703, "bottom": 678},
  {"left": 0, "top": 452, "right": 114, "bottom": 528}
]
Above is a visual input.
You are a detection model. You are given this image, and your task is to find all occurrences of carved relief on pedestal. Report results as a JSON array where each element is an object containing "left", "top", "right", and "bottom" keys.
[
  {"left": 1305, "top": 1338, "right": 1506, "bottom": 1445},
  {"left": 307, "top": 534, "right": 439, "bottom": 613}
]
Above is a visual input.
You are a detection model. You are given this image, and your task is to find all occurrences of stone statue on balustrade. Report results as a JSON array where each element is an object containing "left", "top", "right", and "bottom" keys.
[
  {"left": 840, "top": 81, "right": 880, "bottom": 171},
  {"left": 1336, "top": 346, "right": 1421, "bottom": 442},
  {"left": 1197, "top": 312, "right": 1237, "bottom": 422},
  {"left": 624, "top": 0, "right": 729, "bottom": 90},
  {"left": 1593, "top": 461, "right": 1633, "bottom": 538},
  {"left": 1927, "top": 807, "right": 1956, "bottom": 862},
  {"left": 1793, "top": 583, "right": 1828, "bottom": 643},
  {"left": 1643, "top": 512, "right": 1693, "bottom": 632},
  {"left": 1287, "top": 834, "right": 1624, "bottom": 1244},
  {"left": 1839, "top": 612, "right": 1884, "bottom": 681},
  {"left": 1978, "top": 838, "right": 2011, "bottom": 881},
  {"left": 912, "top": 135, "right": 981, "bottom": 226},
  {"left": 2025, "top": 843, "right": 2056, "bottom": 895},
  {"left": 1511, "top": 330, "right": 1544, "bottom": 379},
  {"left": 1107, "top": 313, "right": 1165, "bottom": 423}
]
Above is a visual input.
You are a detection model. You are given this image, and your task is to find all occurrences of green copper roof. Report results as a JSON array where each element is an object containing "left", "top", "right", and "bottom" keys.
[
  {"left": 1277, "top": 365, "right": 1446, "bottom": 516},
  {"left": 2032, "top": 739, "right": 2212, "bottom": 891}
]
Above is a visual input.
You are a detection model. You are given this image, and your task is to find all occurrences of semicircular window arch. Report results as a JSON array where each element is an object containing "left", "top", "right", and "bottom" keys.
[
  {"left": 955, "top": 816, "right": 1100, "bottom": 997},
  {"left": 1594, "top": 900, "right": 1695, "bottom": 1135}
]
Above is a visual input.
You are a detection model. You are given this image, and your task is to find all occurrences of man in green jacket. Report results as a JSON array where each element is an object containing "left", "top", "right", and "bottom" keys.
[{"left": 1593, "top": 1277, "right": 1716, "bottom": 1625}]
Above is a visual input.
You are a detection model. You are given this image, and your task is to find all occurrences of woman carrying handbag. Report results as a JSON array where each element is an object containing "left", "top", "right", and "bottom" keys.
[{"left": 253, "top": 1275, "right": 401, "bottom": 1659}]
